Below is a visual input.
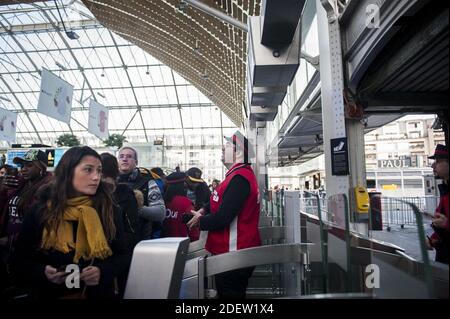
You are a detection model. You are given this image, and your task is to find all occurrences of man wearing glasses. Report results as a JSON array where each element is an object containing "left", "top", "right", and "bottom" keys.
[{"left": 117, "top": 147, "right": 165, "bottom": 240}]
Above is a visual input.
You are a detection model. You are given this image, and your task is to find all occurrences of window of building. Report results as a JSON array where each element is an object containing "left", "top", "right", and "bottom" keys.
[
  {"left": 402, "top": 171, "right": 423, "bottom": 176},
  {"left": 379, "top": 179, "right": 402, "bottom": 190},
  {"left": 403, "top": 179, "right": 423, "bottom": 189},
  {"left": 377, "top": 172, "right": 401, "bottom": 177}
]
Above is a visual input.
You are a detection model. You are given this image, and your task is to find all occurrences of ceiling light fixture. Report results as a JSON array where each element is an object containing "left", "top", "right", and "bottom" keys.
[
  {"left": 193, "top": 39, "right": 200, "bottom": 54},
  {"left": 55, "top": 61, "right": 67, "bottom": 71},
  {"left": 0, "top": 96, "right": 11, "bottom": 102},
  {"left": 176, "top": 0, "right": 187, "bottom": 13},
  {"left": 54, "top": 0, "right": 80, "bottom": 40}
]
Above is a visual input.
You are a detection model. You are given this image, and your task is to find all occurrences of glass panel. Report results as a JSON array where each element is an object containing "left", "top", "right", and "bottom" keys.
[
  {"left": 0, "top": 0, "right": 237, "bottom": 156},
  {"left": 366, "top": 194, "right": 434, "bottom": 298}
]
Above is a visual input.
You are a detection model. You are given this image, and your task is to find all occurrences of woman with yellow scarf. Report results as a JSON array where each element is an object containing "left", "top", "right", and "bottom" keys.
[{"left": 12, "top": 146, "right": 130, "bottom": 299}]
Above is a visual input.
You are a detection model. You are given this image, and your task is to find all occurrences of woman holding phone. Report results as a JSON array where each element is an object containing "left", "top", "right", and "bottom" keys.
[{"left": 12, "top": 146, "right": 130, "bottom": 299}]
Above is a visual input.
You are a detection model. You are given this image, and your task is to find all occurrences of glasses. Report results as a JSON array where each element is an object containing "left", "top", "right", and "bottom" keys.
[{"left": 118, "top": 154, "right": 135, "bottom": 160}]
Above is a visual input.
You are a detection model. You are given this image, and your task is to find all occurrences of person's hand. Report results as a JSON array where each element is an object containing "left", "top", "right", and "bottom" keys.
[
  {"left": 432, "top": 213, "right": 448, "bottom": 229},
  {"left": 426, "top": 237, "right": 433, "bottom": 250},
  {"left": 80, "top": 266, "right": 101, "bottom": 286},
  {"left": 44, "top": 265, "right": 68, "bottom": 285},
  {"left": 2, "top": 175, "right": 20, "bottom": 189},
  {"left": 427, "top": 235, "right": 440, "bottom": 249},
  {"left": 187, "top": 208, "right": 204, "bottom": 230}
]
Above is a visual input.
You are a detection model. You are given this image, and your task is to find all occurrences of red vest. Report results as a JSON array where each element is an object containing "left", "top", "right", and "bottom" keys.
[
  {"left": 205, "top": 163, "right": 261, "bottom": 255},
  {"left": 163, "top": 196, "right": 199, "bottom": 242}
]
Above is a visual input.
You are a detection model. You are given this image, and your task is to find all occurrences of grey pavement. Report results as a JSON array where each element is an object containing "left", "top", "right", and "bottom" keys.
[{"left": 370, "top": 222, "right": 436, "bottom": 261}]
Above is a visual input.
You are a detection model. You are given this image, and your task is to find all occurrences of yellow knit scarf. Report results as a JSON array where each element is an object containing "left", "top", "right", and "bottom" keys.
[{"left": 41, "top": 196, "right": 112, "bottom": 263}]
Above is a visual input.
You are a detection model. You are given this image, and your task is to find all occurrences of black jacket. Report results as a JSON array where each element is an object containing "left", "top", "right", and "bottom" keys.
[
  {"left": 11, "top": 203, "right": 131, "bottom": 299},
  {"left": 194, "top": 182, "right": 211, "bottom": 211},
  {"left": 118, "top": 168, "right": 151, "bottom": 205},
  {"left": 433, "top": 183, "right": 449, "bottom": 264},
  {"left": 113, "top": 183, "right": 140, "bottom": 252}
]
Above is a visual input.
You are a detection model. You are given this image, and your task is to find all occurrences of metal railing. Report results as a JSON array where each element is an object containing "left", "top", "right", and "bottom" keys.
[
  {"left": 300, "top": 193, "right": 328, "bottom": 219},
  {"left": 299, "top": 193, "right": 439, "bottom": 231},
  {"left": 262, "top": 189, "right": 285, "bottom": 226},
  {"left": 381, "top": 196, "right": 439, "bottom": 231}
]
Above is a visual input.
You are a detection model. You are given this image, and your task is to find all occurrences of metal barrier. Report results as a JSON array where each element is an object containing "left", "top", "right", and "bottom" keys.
[
  {"left": 300, "top": 192, "right": 328, "bottom": 220},
  {"left": 381, "top": 196, "right": 439, "bottom": 231},
  {"left": 186, "top": 231, "right": 208, "bottom": 260},
  {"left": 124, "top": 237, "right": 190, "bottom": 299},
  {"left": 124, "top": 193, "right": 447, "bottom": 299},
  {"left": 300, "top": 194, "right": 440, "bottom": 231},
  {"left": 262, "top": 190, "right": 285, "bottom": 226},
  {"left": 180, "top": 243, "right": 313, "bottom": 299}
]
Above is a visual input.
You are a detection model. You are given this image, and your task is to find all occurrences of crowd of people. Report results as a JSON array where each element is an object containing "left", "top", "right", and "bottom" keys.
[
  {"left": 0, "top": 131, "right": 262, "bottom": 299},
  {"left": 2, "top": 135, "right": 446, "bottom": 300}
]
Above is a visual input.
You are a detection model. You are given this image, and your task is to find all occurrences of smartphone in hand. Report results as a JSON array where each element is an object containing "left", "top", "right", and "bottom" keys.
[
  {"left": 57, "top": 265, "right": 71, "bottom": 274},
  {"left": 182, "top": 214, "right": 194, "bottom": 224},
  {"left": 2, "top": 174, "right": 20, "bottom": 188}
]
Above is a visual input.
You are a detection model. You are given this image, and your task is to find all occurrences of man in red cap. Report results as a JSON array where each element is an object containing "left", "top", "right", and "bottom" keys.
[
  {"left": 188, "top": 130, "right": 260, "bottom": 298},
  {"left": 427, "top": 144, "right": 448, "bottom": 264}
]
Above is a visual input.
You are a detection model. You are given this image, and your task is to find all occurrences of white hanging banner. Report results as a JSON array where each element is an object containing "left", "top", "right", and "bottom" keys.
[
  {"left": 37, "top": 68, "right": 73, "bottom": 124},
  {"left": 88, "top": 99, "right": 109, "bottom": 139},
  {"left": 0, "top": 108, "right": 18, "bottom": 143}
]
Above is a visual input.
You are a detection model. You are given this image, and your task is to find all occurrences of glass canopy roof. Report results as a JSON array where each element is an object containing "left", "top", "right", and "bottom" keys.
[{"left": 0, "top": 0, "right": 237, "bottom": 147}]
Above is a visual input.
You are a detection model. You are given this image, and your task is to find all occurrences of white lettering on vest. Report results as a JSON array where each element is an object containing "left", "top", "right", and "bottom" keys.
[{"left": 165, "top": 209, "right": 178, "bottom": 219}]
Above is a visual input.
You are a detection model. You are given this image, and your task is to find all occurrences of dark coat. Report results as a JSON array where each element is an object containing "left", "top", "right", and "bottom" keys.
[
  {"left": 194, "top": 182, "right": 211, "bottom": 211},
  {"left": 113, "top": 183, "right": 140, "bottom": 252},
  {"left": 0, "top": 173, "right": 52, "bottom": 238},
  {"left": 117, "top": 168, "right": 151, "bottom": 205},
  {"left": 431, "top": 183, "right": 449, "bottom": 264},
  {"left": 11, "top": 202, "right": 131, "bottom": 299}
]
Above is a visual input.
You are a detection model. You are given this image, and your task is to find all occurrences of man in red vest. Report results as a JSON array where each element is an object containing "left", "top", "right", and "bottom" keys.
[{"left": 188, "top": 131, "right": 261, "bottom": 298}]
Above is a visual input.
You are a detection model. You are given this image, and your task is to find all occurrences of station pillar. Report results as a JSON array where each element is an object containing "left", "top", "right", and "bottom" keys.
[{"left": 316, "top": 0, "right": 368, "bottom": 235}]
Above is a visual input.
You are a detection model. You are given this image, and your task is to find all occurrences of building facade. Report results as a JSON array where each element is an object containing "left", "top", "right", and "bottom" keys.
[{"left": 269, "top": 115, "right": 445, "bottom": 196}]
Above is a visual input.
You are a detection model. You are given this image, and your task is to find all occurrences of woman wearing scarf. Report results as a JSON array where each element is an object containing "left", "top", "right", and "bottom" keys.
[{"left": 12, "top": 146, "right": 129, "bottom": 299}]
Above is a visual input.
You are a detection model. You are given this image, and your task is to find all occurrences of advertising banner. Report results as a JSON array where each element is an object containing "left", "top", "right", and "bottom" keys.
[
  {"left": 88, "top": 99, "right": 109, "bottom": 139},
  {"left": 0, "top": 108, "right": 18, "bottom": 143},
  {"left": 37, "top": 68, "right": 73, "bottom": 124}
]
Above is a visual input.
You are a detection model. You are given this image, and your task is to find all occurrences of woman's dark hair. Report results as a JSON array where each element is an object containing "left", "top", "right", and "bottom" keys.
[
  {"left": 164, "top": 172, "right": 187, "bottom": 203},
  {"left": 40, "top": 146, "right": 116, "bottom": 242},
  {"left": 100, "top": 152, "right": 119, "bottom": 180},
  {"left": 165, "top": 182, "right": 187, "bottom": 203},
  {"left": 194, "top": 182, "right": 211, "bottom": 210}
]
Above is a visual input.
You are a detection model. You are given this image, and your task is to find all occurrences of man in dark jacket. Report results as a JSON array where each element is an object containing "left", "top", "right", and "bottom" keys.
[
  {"left": 427, "top": 144, "right": 449, "bottom": 264},
  {"left": 117, "top": 147, "right": 165, "bottom": 240}
]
